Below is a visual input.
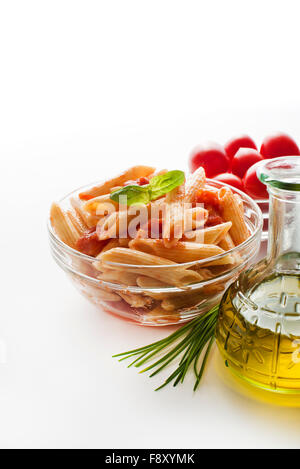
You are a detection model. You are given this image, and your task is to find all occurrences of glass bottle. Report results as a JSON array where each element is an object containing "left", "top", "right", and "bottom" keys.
[{"left": 216, "top": 156, "right": 300, "bottom": 393}]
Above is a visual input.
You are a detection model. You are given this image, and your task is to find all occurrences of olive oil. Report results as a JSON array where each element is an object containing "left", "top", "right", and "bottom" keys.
[
  {"left": 216, "top": 157, "right": 300, "bottom": 394},
  {"left": 216, "top": 273, "right": 300, "bottom": 393}
]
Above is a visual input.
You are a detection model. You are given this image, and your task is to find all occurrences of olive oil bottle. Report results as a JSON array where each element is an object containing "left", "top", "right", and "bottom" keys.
[{"left": 216, "top": 157, "right": 300, "bottom": 393}]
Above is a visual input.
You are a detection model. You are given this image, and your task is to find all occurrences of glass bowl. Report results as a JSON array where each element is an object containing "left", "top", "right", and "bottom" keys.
[
  {"left": 256, "top": 199, "right": 269, "bottom": 241},
  {"left": 48, "top": 180, "right": 263, "bottom": 326}
]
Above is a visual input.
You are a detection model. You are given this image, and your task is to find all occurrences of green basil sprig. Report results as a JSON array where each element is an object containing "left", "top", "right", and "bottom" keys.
[{"left": 110, "top": 170, "right": 185, "bottom": 206}]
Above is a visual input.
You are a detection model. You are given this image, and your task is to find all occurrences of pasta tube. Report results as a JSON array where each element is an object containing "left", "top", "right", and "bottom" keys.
[
  {"left": 98, "top": 270, "right": 138, "bottom": 286},
  {"left": 184, "top": 167, "right": 206, "bottom": 203},
  {"left": 67, "top": 210, "right": 87, "bottom": 237},
  {"left": 219, "top": 232, "right": 235, "bottom": 251},
  {"left": 83, "top": 194, "right": 119, "bottom": 215},
  {"left": 144, "top": 306, "right": 180, "bottom": 324},
  {"left": 99, "top": 238, "right": 130, "bottom": 254},
  {"left": 99, "top": 248, "right": 203, "bottom": 287},
  {"left": 219, "top": 233, "right": 242, "bottom": 264},
  {"left": 99, "top": 247, "right": 176, "bottom": 266},
  {"left": 96, "top": 288, "right": 121, "bottom": 302},
  {"left": 97, "top": 211, "right": 132, "bottom": 240},
  {"left": 129, "top": 238, "right": 226, "bottom": 263},
  {"left": 70, "top": 197, "right": 99, "bottom": 229},
  {"left": 79, "top": 166, "right": 155, "bottom": 200},
  {"left": 136, "top": 276, "right": 171, "bottom": 288},
  {"left": 161, "top": 291, "right": 204, "bottom": 311},
  {"left": 218, "top": 187, "right": 249, "bottom": 245},
  {"left": 162, "top": 207, "right": 208, "bottom": 245},
  {"left": 165, "top": 184, "right": 186, "bottom": 203},
  {"left": 183, "top": 222, "right": 232, "bottom": 244},
  {"left": 50, "top": 203, "right": 81, "bottom": 248},
  {"left": 118, "top": 292, "right": 153, "bottom": 308}
]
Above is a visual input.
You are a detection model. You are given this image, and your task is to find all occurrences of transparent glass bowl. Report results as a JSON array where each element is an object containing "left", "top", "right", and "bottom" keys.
[
  {"left": 48, "top": 180, "right": 263, "bottom": 326},
  {"left": 257, "top": 199, "right": 269, "bottom": 241}
]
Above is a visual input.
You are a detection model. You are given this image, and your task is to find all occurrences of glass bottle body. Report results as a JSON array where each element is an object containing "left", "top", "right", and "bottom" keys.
[{"left": 216, "top": 157, "right": 300, "bottom": 393}]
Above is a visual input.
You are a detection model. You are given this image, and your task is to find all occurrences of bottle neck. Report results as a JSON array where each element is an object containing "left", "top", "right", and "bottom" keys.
[{"left": 267, "top": 186, "right": 300, "bottom": 273}]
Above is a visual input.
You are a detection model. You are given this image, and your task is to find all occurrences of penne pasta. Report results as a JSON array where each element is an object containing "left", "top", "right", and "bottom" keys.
[
  {"left": 190, "top": 267, "right": 214, "bottom": 279},
  {"left": 98, "top": 270, "right": 139, "bottom": 286},
  {"left": 136, "top": 276, "right": 171, "bottom": 289},
  {"left": 99, "top": 247, "right": 176, "bottom": 266},
  {"left": 218, "top": 187, "right": 250, "bottom": 245},
  {"left": 96, "top": 288, "right": 121, "bottom": 302},
  {"left": 219, "top": 232, "right": 235, "bottom": 251},
  {"left": 129, "top": 238, "right": 226, "bottom": 263},
  {"left": 83, "top": 194, "right": 119, "bottom": 216},
  {"left": 50, "top": 203, "right": 81, "bottom": 248},
  {"left": 51, "top": 165, "right": 253, "bottom": 323},
  {"left": 234, "top": 193, "right": 244, "bottom": 211},
  {"left": 96, "top": 211, "right": 131, "bottom": 241},
  {"left": 99, "top": 238, "right": 130, "bottom": 254},
  {"left": 98, "top": 248, "right": 203, "bottom": 287},
  {"left": 118, "top": 292, "right": 153, "bottom": 308},
  {"left": 184, "top": 167, "right": 206, "bottom": 203},
  {"left": 161, "top": 291, "right": 205, "bottom": 311},
  {"left": 144, "top": 306, "right": 180, "bottom": 324},
  {"left": 183, "top": 221, "right": 232, "bottom": 244},
  {"left": 70, "top": 197, "right": 99, "bottom": 229},
  {"left": 67, "top": 209, "right": 87, "bottom": 237},
  {"left": 165, "top": 184, "right": 186, "bottom": 203},
  {"left": 218, "top": 233, "right": 242, "bottom": 265},
  {"left": 199, "top": 254, "right": 234, "bottom": 267},
  {"left": 162, "top": 206, "right": 208, "bottom": 246},
  {"left": 79, "top": 166, "right": 155, "bottom": 200}
]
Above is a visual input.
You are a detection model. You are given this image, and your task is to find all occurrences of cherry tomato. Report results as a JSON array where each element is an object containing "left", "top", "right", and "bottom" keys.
[
  {"left": 260, "top": 133, "right": 300, "bottom": 159},
  {"left": 243, "top": 162, "right": 268, "bottom": 199},
  {"left": 214, "top": 173, "right": 244, "bottom": 191},
  {"left": 189, "top": 143, "right": 230, "bottom": 178},
  {"left": 225, "top": 135, "right": 257, "bottom": 160},
  {"left": 231, "top": 148, "right": 263, "bottom": 179}
]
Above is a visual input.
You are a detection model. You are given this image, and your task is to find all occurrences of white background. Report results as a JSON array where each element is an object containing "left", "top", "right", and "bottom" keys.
[{"left": 1, "top": 0, "right": 300, "bottom": 449}]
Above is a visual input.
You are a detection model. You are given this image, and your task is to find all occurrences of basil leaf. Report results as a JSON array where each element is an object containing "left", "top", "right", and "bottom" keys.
[
  {"left": 110, "top": 185, "right": 151, "bottom": 206},
  {"left": 109, "top": 170, "right": 185, "bottom": 206},
  {"left": 149, "top": 170, "right": 185, "bottom": 200}
]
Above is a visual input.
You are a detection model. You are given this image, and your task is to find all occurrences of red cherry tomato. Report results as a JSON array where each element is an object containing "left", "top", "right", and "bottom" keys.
[
  {"left": 231, "top": 148, "right": 263, "bottom": 179},
  {"left": 214, "top": 173, "right": 244, "bottom": 191},
  {"left": 260, "top": 133, "right": 300, "bottom": 159},
  {"left": 225, "top": 135, "right": 257, "bottom": 160},
  {"left": 189, "top": 143, "right": 230, "bottom": 178},
  {"left": 243, "top": 162, "right": 269, "bottom": 199}
]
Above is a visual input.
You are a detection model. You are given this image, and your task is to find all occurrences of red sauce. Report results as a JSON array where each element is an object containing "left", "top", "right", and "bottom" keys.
[
  {"left": 76, "top": 229, "right": 107, "bottom": 257},
  {"left": 123, "top": 177, "right": 150, "bottom": 187},
  {"left": 196, "top": 189, "right": 220, "bottom": 210},
  {"left": 205, "top": 215, "right": 224, "bottom": 227},
  {"left": 137, "top": 177, "right": 150, "bottom": 186}
]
